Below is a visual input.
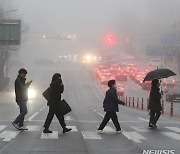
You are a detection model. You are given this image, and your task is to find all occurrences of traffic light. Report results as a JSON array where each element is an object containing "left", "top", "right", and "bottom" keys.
[
  {"left": 104, "top": 34, "right": 116, "bottom": 46},
  {"left": 126, "top": 37, "right": 130, "bottom": 43}
]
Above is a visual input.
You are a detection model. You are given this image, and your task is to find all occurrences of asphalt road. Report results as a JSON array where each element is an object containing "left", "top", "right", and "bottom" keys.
[{"left": 0, "top": 61, "right": 180, "bottom": 154}]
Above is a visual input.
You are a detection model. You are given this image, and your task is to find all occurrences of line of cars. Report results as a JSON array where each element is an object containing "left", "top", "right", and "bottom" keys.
[
  {"left": 95, "top": 62, "right": 180, "bottom": 102},
  {"left": 128, "top": 65, "right": 180, "bottom": 102},
  {"left": 95, "top": 63, "right": 127, "bottom": 97}
]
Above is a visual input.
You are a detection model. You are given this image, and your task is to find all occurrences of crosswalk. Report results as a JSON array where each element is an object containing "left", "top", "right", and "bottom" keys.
[{"left": 0, "top": 124, "right": 180, "bottom": 143}]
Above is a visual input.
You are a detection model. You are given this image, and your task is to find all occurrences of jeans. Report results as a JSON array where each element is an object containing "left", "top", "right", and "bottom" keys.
[
  {"left": 98, "top": 112, "right": 121, "bottom": 131},
  {"left": 14, "top": 102, "right": 28, "bottom": 127}
]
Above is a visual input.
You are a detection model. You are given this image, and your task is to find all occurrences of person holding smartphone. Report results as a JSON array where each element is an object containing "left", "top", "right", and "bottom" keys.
[{"left": 12, "top": 68, "right": 32, "bottom": 130}]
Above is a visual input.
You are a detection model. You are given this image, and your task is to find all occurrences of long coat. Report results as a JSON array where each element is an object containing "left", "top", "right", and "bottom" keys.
[
  {"left": 103, "top": 88, "right": 124, "bottom": 112},
  {"left": 148, "top": 87, "right": 162, "bottom": 111},
  {"left": 47, "top": 82, "right": 64, "bottom": 106}
]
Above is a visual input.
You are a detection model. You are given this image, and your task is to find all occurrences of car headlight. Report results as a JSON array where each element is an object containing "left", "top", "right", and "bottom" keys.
[{"left": 28, "top": 87, "right": 37, "bottom": 99}]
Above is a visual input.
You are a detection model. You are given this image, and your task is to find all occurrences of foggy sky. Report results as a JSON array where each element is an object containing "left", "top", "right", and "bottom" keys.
[{"left": 11, "top": 0, "right": 180, "bottom": 64}]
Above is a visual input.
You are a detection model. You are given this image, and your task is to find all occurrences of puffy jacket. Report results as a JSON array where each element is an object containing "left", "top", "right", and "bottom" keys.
[
  {"left": 15, "top": 75, "right": 28, "bottom": 103},
  {"left": 103, "top": 88, "right": 124, "bottom": 112}
]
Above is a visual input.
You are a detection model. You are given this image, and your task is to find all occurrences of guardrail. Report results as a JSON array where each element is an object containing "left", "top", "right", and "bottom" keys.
[{"left": 119, "top": 96, "right": 176, "bottom": 118}]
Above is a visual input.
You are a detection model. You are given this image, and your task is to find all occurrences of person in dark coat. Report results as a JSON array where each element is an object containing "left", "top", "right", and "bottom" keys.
[
  {"left": 98, "top": 80, "right": 125, "bottom": 133},
  {"left": 12, "top": 68, "right": 32, "bottom": 130},
  {"left": 148, "top": 79, "right": 162, "bottom": 128},
  {"left": 43, "top": 73, "right": 72, "bottom": 133}
]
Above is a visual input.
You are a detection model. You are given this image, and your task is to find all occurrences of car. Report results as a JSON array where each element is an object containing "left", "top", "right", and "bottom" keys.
[
  {"left": 116, "top": 83, "right": 125, "bottom": 96},
  {"left": 110, "top": 64, "right": 119, "bottom": 75},
  {"left": 162, "top": 77, "right": 176, "bottom": 93},
  {"left": 98, "top": 69, "right": 110, "bottom": 79},
  {"left": 100, "top": 73, "right": 115, "bottom": 85},
  {"left": 166, "top": 88, "right": 180, "bottom": 102},
  {"left": 142, "top": 81, "right": 151, "bottom": 90},
  {"left": 148, "top": 58, "right": 164, "bottom": 68},
  {"left": 116, "top": 71, "right": 128, "bottom": 81}
]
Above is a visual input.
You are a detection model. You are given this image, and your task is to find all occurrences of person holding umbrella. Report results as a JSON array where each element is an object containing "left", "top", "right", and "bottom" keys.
[{"left": 148, "top": 79, "right": 162, "bottom": 128}]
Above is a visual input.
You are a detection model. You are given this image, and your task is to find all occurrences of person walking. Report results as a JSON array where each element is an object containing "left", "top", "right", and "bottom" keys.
[
  {"left": 148, "top": 79, "right": 162, "bottom": 128},
  {"left": 43, "top": 73, "right": 72, "bottom": 133},
  {"left": 12, "top": 68, "right": 32, "bottom": 130},
  {"left": 98, "top": 80, "right": 125, "bottom": 133}
]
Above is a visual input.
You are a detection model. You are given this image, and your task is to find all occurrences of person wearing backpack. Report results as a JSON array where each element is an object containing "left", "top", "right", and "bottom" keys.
[{"left": 43, "top": 73, "right": 72, "bottom": 133}]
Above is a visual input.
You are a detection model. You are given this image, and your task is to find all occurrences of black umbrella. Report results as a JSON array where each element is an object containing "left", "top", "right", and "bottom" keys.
[{"left": 143, "top": 68, "right": 176, "bottom": 82}]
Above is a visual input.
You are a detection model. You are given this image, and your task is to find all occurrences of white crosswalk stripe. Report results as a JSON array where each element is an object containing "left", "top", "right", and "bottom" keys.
[
  {"left": 81, "top": 131, "right": 102, "bottom": 139},
  {"left": 162, "top": 132, "right": 180, "bottom": 140},
  {"left": 165, "top": 127, "right": 180, "bottom": 133},
  {"left": 26, "top": 125, "right": 41, "bottom": 131},
  {"left": 130, "top": 126, "right": 149, "bottom": 132},
  {"left": 66, "top": 126, "right": 78, "bottom": 132},
  {"left": 0, "top": 125, "right": 6, "bottom": 131},
  {"left": 0, "top": 124, "right": 180, "bottom": 142},
  {"left": 122, "top": 132, "right": 146, "bottom": 143},
  {"left": 0, "top": 131, "right": 19, "bottom": 141},
  {"left": 41, "top": 131, "right": 59, "bottom": 139}
]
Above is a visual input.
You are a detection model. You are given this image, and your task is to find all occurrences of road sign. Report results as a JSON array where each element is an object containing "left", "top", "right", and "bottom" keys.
[
  {"left": 146, "top": 45, "right": 177, "bottom": 56},
  {"left": 0, "top": 20, "right": 21, "bottom": 45},
  {"left": 161, "top": 34, "right": 180, "bottom": 45}
]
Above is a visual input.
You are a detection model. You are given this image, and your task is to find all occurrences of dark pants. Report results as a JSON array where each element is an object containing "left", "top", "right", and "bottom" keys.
[
  {"left": 44, "top": 105, "right": 66, "bottom": 129},
  {"left": 98, "top": 112, "right": 121, "bottom": 131},
  {"left": 149, "top": 110, "right": 161, "bottom": 125},
  {"left": 14, "top": 102, "right": 28, "bottom": 127}
]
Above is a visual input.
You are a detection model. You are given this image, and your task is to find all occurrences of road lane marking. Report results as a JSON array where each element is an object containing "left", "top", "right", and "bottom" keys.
[
  {"left": 0, "top": 131, "right": 19, "bottom": 141},
  {"left": 102, "top": 126, "right": 116, "bottom": 134},
  {"left": 162, "top": 132, "right": 180, "bottom": 140},
  {"left": 81, "top": 131, "right": 102, "bottom": 139},
  {"left": 41, "top": 131, "right": 58, "bottom": 139},
  {"left": 65, "top": 116, "right": 73, "bottom": 121},
  {"left": 130, "top": 126, "right": 149, "bottom": 132},
  {"left": 122, "top": 132, "right": 146, "bottom": 143},
  {"left": 97, "top": 113, "right": 104, "bottom": 118},
  {"left": 165, "top": 127, "right": 180, "bottom": 133},
  {"left": 28, "top": 112, "right": 39, "bottom": 121},
  {"left": 26, "top": 126, "right": 41, "bottom": 131},
  {"left": 138, "top": 117, "right": 148, "bottom": 122},
  {"left": 0, "top": 125, "right": 6, "bottom": 131}
]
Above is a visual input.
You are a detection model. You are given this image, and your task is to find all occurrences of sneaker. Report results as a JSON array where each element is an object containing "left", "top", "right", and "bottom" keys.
[
  {"left": 97, "top": 129, "right": 103, "bottom": 134},
  {"left": 149, "top": 123, "right": 157, "bottom": 128},
  {"left": 19, "top": 126, "right": 28, "bottom": 131},
  {"left": 116, "top": 129, "right": 123, "bottom": 134},
  {"left": 63, "top": 128, "right": 72, "bottom": 133},
  {"left": 12, "top": 122, "right": 20, "bottom": 130},
  {"left": 43, "top": 129, "right": 52, "bottom": 133},
  {"left": 149, "top": 123, "right": 153, "bottom": 128}
]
